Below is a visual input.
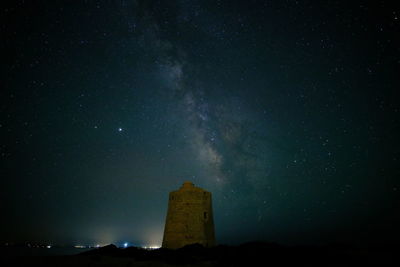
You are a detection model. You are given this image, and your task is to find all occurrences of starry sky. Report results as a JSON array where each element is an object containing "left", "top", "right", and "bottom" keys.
[{"left": 1, "top": 0, "right": 399, "bottom": 247}]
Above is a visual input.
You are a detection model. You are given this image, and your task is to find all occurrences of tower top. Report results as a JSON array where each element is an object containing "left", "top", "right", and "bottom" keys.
[
  {"left": 183, "top": 181, "right": 194, "bottom": 186},
  {"left": 175, "top": 181, "right": 209, "bottom": 193},
  {"left": 181, "top": 181, "right": 194, "bottom": 189}
]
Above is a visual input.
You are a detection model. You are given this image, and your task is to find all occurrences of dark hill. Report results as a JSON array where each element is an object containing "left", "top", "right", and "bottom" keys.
[
  {"left": 76, "top": 242, "right": 398, "bottom": 266},
  {"left": 1, "top": 242, "right": 398, "bottom": 266}
]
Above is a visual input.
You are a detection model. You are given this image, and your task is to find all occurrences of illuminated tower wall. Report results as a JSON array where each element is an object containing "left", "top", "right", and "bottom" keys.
[{"left": 162, "top": 181, "right": 216, "bottom": 249}]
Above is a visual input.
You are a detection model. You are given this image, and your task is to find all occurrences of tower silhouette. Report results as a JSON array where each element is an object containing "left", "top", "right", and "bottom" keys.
[{"left": 162, "top": 181, "right": 216, "bottom": 249}]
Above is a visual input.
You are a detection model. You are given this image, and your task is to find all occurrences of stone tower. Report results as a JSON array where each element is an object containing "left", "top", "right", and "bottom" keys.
[{"left": 162, "top": 181, "right": 216, "bottom": 249}]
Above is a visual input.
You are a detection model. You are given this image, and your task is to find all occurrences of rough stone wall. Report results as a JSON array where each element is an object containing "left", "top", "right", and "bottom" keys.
[{"left": 162, "top": 181, "right": 216, "bottom": 249}]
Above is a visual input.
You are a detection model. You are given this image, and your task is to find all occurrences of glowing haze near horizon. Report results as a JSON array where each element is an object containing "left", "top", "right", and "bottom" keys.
[{"left": 1, "top": 1, "right": 399, "bottom": 246}]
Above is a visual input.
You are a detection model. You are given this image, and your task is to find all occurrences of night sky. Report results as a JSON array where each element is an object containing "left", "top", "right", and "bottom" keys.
[{"left": 2, "top": 1, "right": 399, "bottom": 247}]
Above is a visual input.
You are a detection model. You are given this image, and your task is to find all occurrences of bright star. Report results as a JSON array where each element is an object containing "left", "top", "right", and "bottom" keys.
[{"left": 118, "top": 128, "right": 123, "bottom": 132}]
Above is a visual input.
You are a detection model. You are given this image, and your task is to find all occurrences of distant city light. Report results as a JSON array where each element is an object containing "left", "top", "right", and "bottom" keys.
[
  {"left": 46, "top": 245, "right": 51, "bottom": 249},
  {"left": 142, "top": 245, "right": 161, "bottom": 250},
  {"left": 124, "top": 242, "right": 128, "bottom": 248},
  {"left": 74, "top": 245, "right": 86, "bottom": 248}
]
